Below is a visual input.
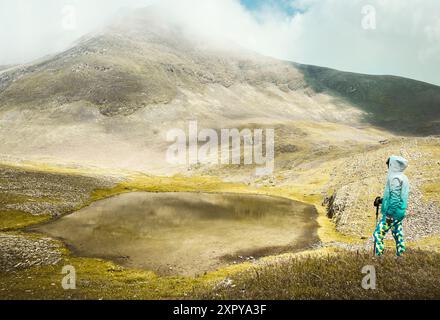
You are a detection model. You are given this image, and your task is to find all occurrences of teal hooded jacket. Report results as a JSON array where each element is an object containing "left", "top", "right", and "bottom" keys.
[{"left": 381, "top": 156, "right": 410, "bottom": 221}]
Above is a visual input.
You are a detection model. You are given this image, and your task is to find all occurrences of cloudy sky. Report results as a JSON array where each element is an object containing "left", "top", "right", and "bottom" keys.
[{"left": 1, "top": 0, "right": 439, "bottom": 85}]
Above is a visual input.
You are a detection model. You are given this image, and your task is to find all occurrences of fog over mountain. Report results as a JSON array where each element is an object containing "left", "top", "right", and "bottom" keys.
[{"left": 1, "top": 0, "right": 440, "bottom": 85}]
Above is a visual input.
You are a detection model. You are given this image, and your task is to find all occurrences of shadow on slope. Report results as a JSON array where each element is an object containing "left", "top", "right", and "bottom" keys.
[{"left": 297, "top": 63, "right": 440, "bottom": 136}]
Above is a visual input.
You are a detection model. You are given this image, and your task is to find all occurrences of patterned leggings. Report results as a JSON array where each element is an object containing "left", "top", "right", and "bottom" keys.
[{"left": 373, "top": 218, "right": 406, "bottom": 256}]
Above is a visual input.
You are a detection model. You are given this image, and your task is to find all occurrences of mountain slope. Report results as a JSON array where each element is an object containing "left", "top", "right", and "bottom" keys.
[
  {"left": 298, "top": 64, "right": 440, "bottom": 135},
  {"left": 0, "top": 8, "right": 439, "bottom": 173},
  {"left": 1, "top": 8, "right": 439, "bottom": 127}
]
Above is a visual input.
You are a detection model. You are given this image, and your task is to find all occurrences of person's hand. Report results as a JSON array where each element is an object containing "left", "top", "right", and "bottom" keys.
[{"left": 374, "top": 197, "right": 383, "bottom": 207}]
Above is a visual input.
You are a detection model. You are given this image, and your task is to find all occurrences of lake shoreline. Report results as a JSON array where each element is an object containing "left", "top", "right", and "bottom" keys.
[{"left": 32, "top": 191, "right": 319, "bottom": 277}]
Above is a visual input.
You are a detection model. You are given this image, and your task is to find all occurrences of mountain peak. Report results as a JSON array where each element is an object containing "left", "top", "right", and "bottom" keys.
[{"left": 0, "top": 7, "right": 439, "bottom": 135}]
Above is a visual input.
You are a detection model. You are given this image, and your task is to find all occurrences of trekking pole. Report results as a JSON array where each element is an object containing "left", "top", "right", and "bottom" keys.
[
  {"left": 373, "top": 197, "right": 381, "bottom": 256},
  {"left": 373, "top": 205, "right": 379, "bottom": 256}
]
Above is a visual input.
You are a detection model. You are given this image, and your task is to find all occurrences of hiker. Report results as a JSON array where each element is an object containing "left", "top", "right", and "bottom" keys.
[{"left": 373, "top": 156, "right": 410, "bottom": 257}]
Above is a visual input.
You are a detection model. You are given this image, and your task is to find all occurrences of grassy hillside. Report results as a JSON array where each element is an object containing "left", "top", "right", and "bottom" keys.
[
  {"left": 298, "top": 64, "right": 440, "bottom": 135},
  {"left": 195, "top": 249, "right": 440, "bottom": 300}
]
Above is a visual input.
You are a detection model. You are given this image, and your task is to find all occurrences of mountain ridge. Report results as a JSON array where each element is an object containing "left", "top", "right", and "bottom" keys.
[
  {"left": 0, "top": 8, "right": 439, "bottom": 173},
  {"left": 0, "top": 10, "right": 439, "bottom": 134}
]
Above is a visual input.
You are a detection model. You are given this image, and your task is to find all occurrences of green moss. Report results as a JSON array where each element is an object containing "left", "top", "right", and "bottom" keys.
[
  {"left": 90, "top": 175, "right": 255, "bottom": 202},
  {"left": 422, "top": 182, "right": 440, "bottom": 201},
  {"left": 0, "top": 210, "right": 50, "bottom": 231}
]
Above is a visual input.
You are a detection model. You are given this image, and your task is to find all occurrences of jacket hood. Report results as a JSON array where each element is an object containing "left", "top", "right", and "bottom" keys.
[{"left": 388, "top": 155, "right": 408, "bottom": 174}]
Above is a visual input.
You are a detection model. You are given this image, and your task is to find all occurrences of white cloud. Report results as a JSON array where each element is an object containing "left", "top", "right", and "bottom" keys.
[
  {"left": 1, "top": 0, "right": 439, "bottom": 85},
  {"left": 150, "top": 0, "right": 440, "bottom": 85},
  {"left": 0, "top": 0, "right": 154, "bottom": 65},
  {"left": 287, "top": 0, "right": 440, "bottom": 85}
]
